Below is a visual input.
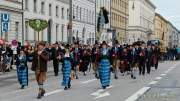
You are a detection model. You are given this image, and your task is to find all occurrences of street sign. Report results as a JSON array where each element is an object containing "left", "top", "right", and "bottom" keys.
[{"left": 1, "top": 13, "right": 10, "bottom": 32}]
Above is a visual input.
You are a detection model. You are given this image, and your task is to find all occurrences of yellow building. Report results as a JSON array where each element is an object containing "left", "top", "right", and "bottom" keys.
[
  {"left": 154, "top": 13, "right": 168, "bottom": 48},
  {"left": 111, "top": 0, "right": 128, "bottom": 44}
]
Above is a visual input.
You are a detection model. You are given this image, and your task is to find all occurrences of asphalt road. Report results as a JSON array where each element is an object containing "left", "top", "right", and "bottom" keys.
[{"left": 0, "top": 61, "right": 180, "bottom": 101}]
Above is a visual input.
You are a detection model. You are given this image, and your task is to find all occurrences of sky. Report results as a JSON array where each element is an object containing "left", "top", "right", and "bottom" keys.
[{"left": 151, "top": 0, "right": 180, "bottom": 30}]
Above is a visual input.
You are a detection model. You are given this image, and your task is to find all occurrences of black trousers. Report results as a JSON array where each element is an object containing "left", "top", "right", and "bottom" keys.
[
  {"left": 53, "top": 60, "right": 59, "bottom": 75},
  {"left": 146, "top": 60, "right": 151, "bottom": 74},
  {"left": 139, "top": 62, "right": 145, "bottom": 75}
]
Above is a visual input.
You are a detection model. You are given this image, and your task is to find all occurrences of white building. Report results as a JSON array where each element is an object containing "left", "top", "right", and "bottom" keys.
[
  {"left": 128, "top": 0, "right": 156, "bottom": 44},
  {"left": 72, "top": 0, "right": 96, "bottom": 45},
  {"left": 24, "top": 0, "right": 70, "bottom": 44},
  {"left": 0, "top": 0, "right": 23, "bottom": 43},
  {"left": 167, "top": 22, "right": 179, "bottom": 47}
]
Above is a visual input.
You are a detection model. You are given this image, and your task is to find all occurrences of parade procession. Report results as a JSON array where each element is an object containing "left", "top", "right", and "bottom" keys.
[
  {"left": 1, "top": 39, "right": 163, "bottom": 99},
  {"left": 1, "top": 0, "right": 180, "bottom": 101}
]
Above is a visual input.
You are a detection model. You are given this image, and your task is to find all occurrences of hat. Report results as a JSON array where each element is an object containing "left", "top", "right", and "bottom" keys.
[
  {"left": 102, "top": 41, "right": 107, "bottom": 45},
  {"left": 55, "top": 41, "right": 58, "bottom": 44},
  {"left": 115, "top": 40, "right": 119, "bottom": 44},
  {"left": 65, "top": 44, "right": 70, "bottom": 49},
  {"left": 38, "top": 41, "right": 45, "bottom": 46},
  {"left": 20, "top": 46, "right": 25, "bottom": 51},
  {"left": 74, "top": 41, "right": 79, "bottom": 45}
]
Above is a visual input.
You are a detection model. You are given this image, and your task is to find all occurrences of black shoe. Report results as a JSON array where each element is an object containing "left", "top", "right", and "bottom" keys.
[
  {"left": 131, "top": 74, "right": 133, "bottom": 78},
  {"left": 5, "top": 69, "right": 10, "bottom": 72},
  {"left": 21, "top": 85, "right": 24, "bottom": 89},
  {"left": 68, "top": 85, "right": 71, "bottom": 88},
  {"left": 103, "top": 86, "right": 106, "bottom": 89},
  {"left": 37, "top": 93, "right": 42, "bottom": 99},
  {"left": 133, "top": 77, "right": 136, "bottom": 79},
  {"left": 84, "top": 72, "right": 87, "bottom": 76},
  {"left": 115, "top": 76, "right": 118, "bottom": 79},
  {"left": 95, "top": 74, "right": 99, "bottom": 79},
  {"left": 55, "top": 74, "right": 58, "bottom": 76},
  {"left": 76, "top": 76, "right": 79, "bottom": 79},
  {"left": 64, "top": 87, "right": 68, "bottom": 90},
  {"left": 41, "top": 89, "right": 46, "bottom": 96}
]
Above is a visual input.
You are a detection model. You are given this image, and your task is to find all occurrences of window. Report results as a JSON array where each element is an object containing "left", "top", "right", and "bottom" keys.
[
  {"left": 56, "top": 24, "right": 59, "bottom": 41},
  {"left": 33, "top": 0, "right": 37, "bottom": 13},
  {"left": 49, "top": 4, "right": 52, "bottom": 16},
  {"left": 56, "top": 6, "right": 59, "bottom": 17},
  {"left": 80, "top": 7, "right": 82, "bottom": 21},
  {"left": 25, "top": 0, "right": 28, "bottom": 10},
  {"left": 15, "top": 22, "right": 19, "bottom": 40},
  {"left": 67, "top": 9, "right": 69, "bottom": 20},
  {"left": 41, "top": 2, "right": 45, "bottom": 14},
  {"left": 61, "top": 24, "right": 64, "bottom": 41},
  {"left": 86, "top": 9, "right": 88, "bottom": 23},
  {"left": 73, "top": 5, "right": 75, "bottom": 19},
  {"left": 76, "top": 6, "right": 78, "bottom": 20},
  {"left": 92, "top": 12, "right": 94, "bottom": 24},
  {"left": 25, "top": 21, "right": 29, "bottom": 41},
  {"left": 61, "top": 7, "right": 64, "bottom": 19}
]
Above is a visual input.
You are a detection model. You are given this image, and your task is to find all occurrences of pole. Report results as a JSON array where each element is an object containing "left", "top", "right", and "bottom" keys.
[
  {"left": 38, "top": 31, "right": 40, "bottom": 42},
  {"left": 69, "top": 0, "right": 73, "bottom": 44},
  {"left": 95, "top": 1, "right": 96, "bottom": 44},
  {"left": 0, "top": 14, "right": 2, "bottom": 39},
  {"left": 22, "top": 0, "right": 24, "bottom": 45}
]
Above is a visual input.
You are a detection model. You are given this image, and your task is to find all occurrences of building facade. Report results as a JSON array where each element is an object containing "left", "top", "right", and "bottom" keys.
[
  {"left": 0, "top": 0, "right": 23, "bottom": 43},
  {"left": 24, "top": 0, "right": 69, "bottom": 44},
  {"left": 111, "top": 0, "right": 128, "bottom": 44},
  {"left": 72, "top": 0, "right": 96, "bottom": 45},
  {"left": 128, "top": 0, "right": 156, "bottom": 44},
  {"left": 167, "top": 21, "right": 179, "bottom": 47},
  {"left": 153, "top": 13, "right": 168, "bottom": 48}
]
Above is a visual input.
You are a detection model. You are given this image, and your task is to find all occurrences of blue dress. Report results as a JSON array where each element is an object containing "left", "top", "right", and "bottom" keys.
[
  {"left": 61, "top": 57, "right": 72, "bottom": 87},
  {"left": 16, "top": 55, "right": 28, "bottom": 86},
  {"left": 99, "top": 48, "right": 111, "bottom": 87}
]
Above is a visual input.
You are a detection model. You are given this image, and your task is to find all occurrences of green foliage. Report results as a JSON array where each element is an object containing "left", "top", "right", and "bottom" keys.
[{"left": 29, "top": 19, "right": 48, "bottom": 32}]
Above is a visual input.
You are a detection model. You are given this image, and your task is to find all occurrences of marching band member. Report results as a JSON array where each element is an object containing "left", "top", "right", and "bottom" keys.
[
  {"left": 60, "top": 44, "right": 73, "bottom": 90},
  {"left": 72, "top": 42, "right": 82, "bottom": 79},
  {"left": 110, "top": 40, "right": 120, "bottom": 79},
  {"left": 99, "top": 41, "right": 111, "bottom": 89},
  {"left": 31, "top": 42, "right": 49, "bottom": 99},
  {"left": 138, "top": 43, "right": 146, "bottom": 75},
  {"left": 16, "top": 47, "right": 28, "bottom": 89}
]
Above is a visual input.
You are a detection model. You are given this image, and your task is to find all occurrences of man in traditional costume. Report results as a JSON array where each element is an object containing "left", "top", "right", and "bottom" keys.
[{"left": 31, "top": 42, "right": 49, "bottom": 99}]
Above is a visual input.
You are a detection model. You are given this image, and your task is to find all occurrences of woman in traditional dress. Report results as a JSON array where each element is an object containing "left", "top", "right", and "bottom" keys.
[
  {"left": 99, "top": 41, "right": 111, "bottom": 89},
  {"left": 60, "top": 44, "right": 73, "bottom": 90},
  {"left": 16, "top": 47, "right": 28, "bottom": 89}
]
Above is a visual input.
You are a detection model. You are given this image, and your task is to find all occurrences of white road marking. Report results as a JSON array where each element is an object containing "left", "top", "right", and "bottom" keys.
[
  {"left": 165, "top": 69, "right": 171, "bottom": 73},
  {"left": 160, "top": 74, "right": 167, "bottom": 76},
  {"left": 148, "top": 81, "right": 158, "bottom": 85},
  {"left": 44, "top": 89, "right": 63, "bottom": 96},
  {"left": 155, "top": 77, "right": 162, "bottom": 80},
  {"left": 91, "top": 85, "right": 113, "bottom": 96},
  {"left": 81, "top": 79, "right": 96, "bottom": 84},
  {"left": 91, "top": 89, "right": 104, "bottom": 96},
  {"left": 125, "top": 87, "right": 151, "bottom": 101},
  {"left": 94, "top": 91, "right": 110, "bottom": 99},
  {"left": 170, "top": 67, "right": 175, "bottom": 69},
  {"left": 107, "top": 85, "right": 113, "bottom": 89}
]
